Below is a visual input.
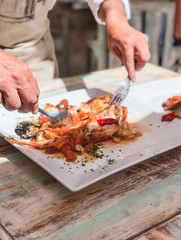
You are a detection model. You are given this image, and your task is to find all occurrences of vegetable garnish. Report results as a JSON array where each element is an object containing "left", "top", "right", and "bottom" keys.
[
  {"left": 162, "top": 112, "right": 175, "bottom": 122},
  {"left": 97, "top": 118, "right": 118, "bottom": 126},
  {"left": 162, "top": 95, "right": 181, "bottom": 121}
]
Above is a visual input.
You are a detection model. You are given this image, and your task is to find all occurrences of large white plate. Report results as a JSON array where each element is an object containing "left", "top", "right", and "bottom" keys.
[{"left": 1, "top": 76, "right": 181, "bottom": 191}]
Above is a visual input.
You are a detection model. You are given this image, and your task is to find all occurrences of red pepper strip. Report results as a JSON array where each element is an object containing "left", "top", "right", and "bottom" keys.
[
  {"left": 97, "top": 118, "right": 118, "bottom": 126},
  {"left": 162, "top": 112, "right": 175, "bottom": 122},
  {"left": 86, "top": 98, "right": 96, "bottom": 104}
]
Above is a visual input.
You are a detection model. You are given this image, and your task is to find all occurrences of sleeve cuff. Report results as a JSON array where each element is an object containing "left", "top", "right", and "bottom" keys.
[{"left": 86, "top": 0, "right": 131, "bottom": 24}]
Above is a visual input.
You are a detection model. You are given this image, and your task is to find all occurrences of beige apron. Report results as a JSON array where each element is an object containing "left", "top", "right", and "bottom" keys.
[{"left": 0, "top": 0, "right": 58, "bottom": 82}]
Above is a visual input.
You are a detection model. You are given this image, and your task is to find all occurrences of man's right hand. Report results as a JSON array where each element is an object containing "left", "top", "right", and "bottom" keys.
[{"left": 0, "top": 49, "right": 40, "bottom": 114}]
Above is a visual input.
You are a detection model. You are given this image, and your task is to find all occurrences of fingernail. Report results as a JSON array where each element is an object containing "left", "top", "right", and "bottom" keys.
[
  {"left": 132, "top": 77, "right": 136, "bottom": 83},
  {"left": 33, "top": 108, "right": 39, "bottom": 115}
]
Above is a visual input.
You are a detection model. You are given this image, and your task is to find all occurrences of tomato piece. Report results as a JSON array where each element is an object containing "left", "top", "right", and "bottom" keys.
[
  {"left": 162, "top": 112, "right": 175, "bottom": 121},
  {"left": 50, "top": 126, "right": 70, "bottom": 136},
  {"left": 78, "top": 111, "right": 88, "bottom": 121},
  {"left": 56, "top": 99, "right": 69, "bottom": 110},
  {"left": 39, "top": 115, "right": 51, "bottom": 125},
  {"left": 53, "top": 139, "right": 66, "bottom": 150},
  {"left": 88, "top": 112, "right": 97, "bottom": 122},
  {"left": 64, "top": 149, "right": 77, "bottom": 162},
  {"left": 83, "top": 135, "right": 91, "bottom": 145},
  {"left": 72, "top": 114, "right": 81, "bottom": 126},
  {"left": 84, "top": 142, "right": 94, "bottom": 152},
  {"left": 122, "top": 106, "right": 128, "bottom": 122},
  {"left": 163, "top": 95, "right": 181, "bottom": 110},
  {"left": 74, "top": 131, "right": 84, "bottom": 146}
]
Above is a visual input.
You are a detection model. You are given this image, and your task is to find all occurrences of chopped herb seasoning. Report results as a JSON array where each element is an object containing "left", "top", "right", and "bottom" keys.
[
  {"left": 116, "top": 113, "right": 120, "bottom": 121},
  {"left": 88, "top": 144, "right": 104, "bottom": 158},
  {"left": 107, "top": 159, "right": 115, "bottom": 164}
]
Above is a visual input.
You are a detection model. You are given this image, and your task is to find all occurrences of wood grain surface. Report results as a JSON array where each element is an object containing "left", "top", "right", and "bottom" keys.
[
  {"left": 136, "top": 214, "right": 181, "bottom": 240},
  {"left": 0, "top": 64, "right": 181, "bottom": 240}
]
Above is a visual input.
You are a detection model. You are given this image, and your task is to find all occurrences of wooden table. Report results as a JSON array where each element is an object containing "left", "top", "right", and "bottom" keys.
[{"left": 0, "top": 64, "right": 181, "bottom": 240}]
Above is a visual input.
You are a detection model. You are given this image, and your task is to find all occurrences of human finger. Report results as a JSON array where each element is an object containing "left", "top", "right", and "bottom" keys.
[
  {"left": 21, "top": 63, "right": 40, "bottom": 97},
  {"left": 32, "top": 78, "right": 40, "bottom": 98},
  {"left": 0, "top": 92, "right": 2, "bottom": 104},
  {"left": 134, "top": 40, "right": 150, "bottom": 71},
  {"left": 18, "top": 86, "right": 39, "bottom": 114},
  {"left": 28, "top": 74, "right": 40, "bottom": 98},
  {"left": 31, "top": 102, "right": 39, "bottom": 115},
  {"left": 111, "top": 46, "right": 124, "bottom": 63},
  {"left": 2, "top": 90, "right": 21, "bottom": 111},
  {"left": 134, "top": 57, "right": 146, "bottom": 71},
  {"left": 18, "top": 103, "right": 31, "bottom": 114},
  {"left": 122, "top": 47, "right": 136, "bottom": 82}
]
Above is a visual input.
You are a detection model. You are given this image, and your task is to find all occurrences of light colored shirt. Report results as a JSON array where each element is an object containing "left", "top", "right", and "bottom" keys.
[
  {"left": 0, "top": 0, "right": 57, "bottom": 82},
  {"left": 86, "top": 0, "right": 130, "bottom": 24},
  {"left": 0, "top": 0, "right": 130, "bottom": 82}
]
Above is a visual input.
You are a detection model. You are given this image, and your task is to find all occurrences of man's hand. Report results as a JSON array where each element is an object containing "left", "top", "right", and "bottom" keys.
[
  {"left": 0, "top": 49, "right": 39, "bottom": 114},
  {"left": 99, "top": 0, "right": 150, "bottom": 82}
]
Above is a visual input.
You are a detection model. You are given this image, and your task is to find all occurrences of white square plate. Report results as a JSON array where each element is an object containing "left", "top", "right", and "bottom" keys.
[{"left": 0, "top": 76, "right": 181, "bottom": 191}]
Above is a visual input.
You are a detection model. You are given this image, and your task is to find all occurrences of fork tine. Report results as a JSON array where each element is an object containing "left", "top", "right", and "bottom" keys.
[
  {"left": 110, "top": 93, "right": 120, "bottom": 105},
  {"left": 109, "top": 96, "right": 115, "bottom": 105},
  {"left": 110, "top": 92, "right": 124, "bottom": 105},
  {"left": 115, "top": 96, "right": 122, "bottom": 105},
  {"left": 110, "top": 95, "right": 117, "bottom": 105},
  {"left": 115, "top": 94, "right": 122, "bottom": 102},
  {"left": 109, "top": 76, "right": 130, "bottom": 106},
  {"left": 117, "top": 97, "right": 123, "bottom": 104}
]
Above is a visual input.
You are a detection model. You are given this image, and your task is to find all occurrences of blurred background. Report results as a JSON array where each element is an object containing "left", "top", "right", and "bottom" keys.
[{"left": 48, "top": 0, "right": 181, "bottom": 77}]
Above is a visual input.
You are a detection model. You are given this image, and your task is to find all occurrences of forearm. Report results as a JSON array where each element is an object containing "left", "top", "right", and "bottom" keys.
[
  {"left": 86, "top": 0, "right": 150, "bottom": 82},
  {"left": 98, "top": 0, "right": 128, "bottom": 25},
  {"left": 86, "top": 0, "right": 130, "bottom": 24}
]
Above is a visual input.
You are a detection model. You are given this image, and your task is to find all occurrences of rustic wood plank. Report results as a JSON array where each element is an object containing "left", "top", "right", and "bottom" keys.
[
  {"left": 0, "top": 145, "right": 180, "bottom": 239},
  {"left": 135, "top": 213, "right": 181, "bottom": 240},
  {"left": 0, "top": 224, "right": 12, "bottom": 240}
]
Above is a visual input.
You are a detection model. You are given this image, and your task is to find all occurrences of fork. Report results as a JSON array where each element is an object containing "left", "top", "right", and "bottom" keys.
[
  {"left": 38, "top": 108, "right": 73, "bottom": 124},
  {"left": 109, "top": 76, "right": 130, "bottom": 106}
]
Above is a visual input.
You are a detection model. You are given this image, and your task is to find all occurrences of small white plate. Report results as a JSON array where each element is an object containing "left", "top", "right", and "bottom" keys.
[{"left": 0, "top": 77, "right": 181, "bottom": 191}]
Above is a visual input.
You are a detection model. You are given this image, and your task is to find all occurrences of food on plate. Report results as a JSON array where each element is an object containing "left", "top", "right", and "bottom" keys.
[
  {"left": 162, "top": 95, "right": 181, "bottom": 121},
  {"left": 11, "top": 96, "right": 141, "bottom": 162}
]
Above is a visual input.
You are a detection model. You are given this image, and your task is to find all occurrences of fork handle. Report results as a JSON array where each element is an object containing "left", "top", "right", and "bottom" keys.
[{"left": 38, "top": 108, "right": 51, "bottom": 118}]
